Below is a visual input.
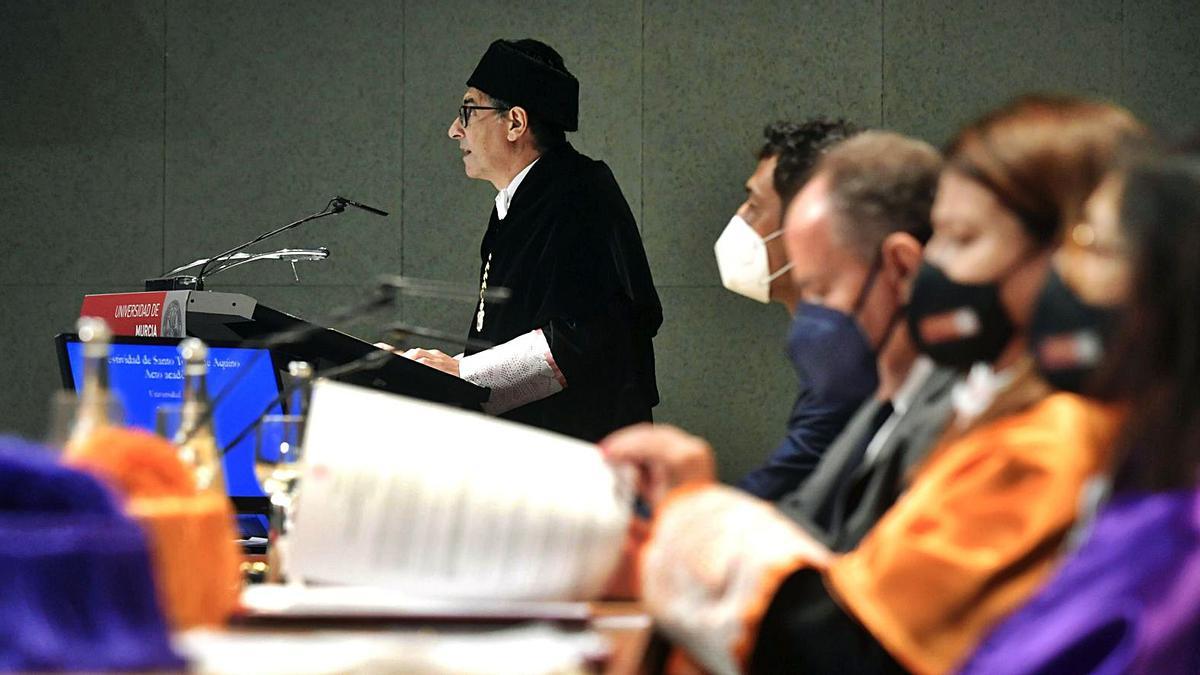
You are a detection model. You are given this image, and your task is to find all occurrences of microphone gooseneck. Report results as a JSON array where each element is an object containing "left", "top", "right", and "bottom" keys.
[
  {"left": 180, "top": 195, "right": 387, "bottom": 289},
  {"left": 194, "top": 199, "right": 341, "bottom": 287}
]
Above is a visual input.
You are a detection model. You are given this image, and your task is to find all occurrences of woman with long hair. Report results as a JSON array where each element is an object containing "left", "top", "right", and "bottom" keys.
[{"left": 959, "top": 151, "right": 1200, "bottom": 674}]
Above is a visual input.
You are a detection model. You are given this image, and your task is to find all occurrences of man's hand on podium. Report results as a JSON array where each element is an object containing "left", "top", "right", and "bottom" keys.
[
  {"left": 375, "top": 342, "right": 461, "bottom": 377},
  {"left": 404, "top": 348, "right": 461, "bottom": 377}
]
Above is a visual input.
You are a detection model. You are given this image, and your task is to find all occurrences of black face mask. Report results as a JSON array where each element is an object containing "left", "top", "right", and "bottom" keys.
[
  {"left": 906, "top": 261, "right": 1015, "bottom": 371},
  {"left": 1028, "top": 266, "right": 1118, "bottom": 394}
]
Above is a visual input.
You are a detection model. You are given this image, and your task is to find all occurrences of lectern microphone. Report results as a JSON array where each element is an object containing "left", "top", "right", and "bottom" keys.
[
  {"left": 193, "top": 197, "right": 343, "bottom": 287},
  {"left": 148, "top": 195, "right": 390, "bottom": 291},
  {"left": 331, "top": 195, "right": 389, "bottom": 217}
]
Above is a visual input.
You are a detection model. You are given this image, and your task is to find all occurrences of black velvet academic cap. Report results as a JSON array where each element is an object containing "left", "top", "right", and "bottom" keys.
[{"left": 467, "top": 39, "right": 579, "bottom": 132}]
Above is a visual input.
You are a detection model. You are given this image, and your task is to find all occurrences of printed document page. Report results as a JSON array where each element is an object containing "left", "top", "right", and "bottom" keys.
[{"left": 289, "top": 380, "right": 633, "bottom": 601}]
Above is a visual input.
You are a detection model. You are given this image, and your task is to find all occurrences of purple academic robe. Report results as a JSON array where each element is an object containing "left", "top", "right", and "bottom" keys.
[
  {"left": 958, "top": 488, "right": 1200, "bottom": 675},
  {"left": 0, "top": 436, "right": 184, "bottom": 671}
]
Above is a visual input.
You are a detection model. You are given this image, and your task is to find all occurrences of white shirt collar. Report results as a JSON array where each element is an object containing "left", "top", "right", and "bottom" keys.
[
  {"left": 495, "top": 158, "right": 539, "bottom": 220},
  {"left": 891, "top": 356, "right": 936, "bottom": 416},
  {"left": 950, "top": 361, "right": 1018, "bottom": 427}
]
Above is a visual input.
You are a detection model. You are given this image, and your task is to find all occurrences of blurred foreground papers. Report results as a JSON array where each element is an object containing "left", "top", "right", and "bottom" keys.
[{"left": 290, "top": 380, "right": 632, "bottom": 600}]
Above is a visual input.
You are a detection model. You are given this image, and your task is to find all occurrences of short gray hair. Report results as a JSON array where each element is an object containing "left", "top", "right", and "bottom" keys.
[{"left": 815, "top": 130, "right": 942, "bottom": 261}]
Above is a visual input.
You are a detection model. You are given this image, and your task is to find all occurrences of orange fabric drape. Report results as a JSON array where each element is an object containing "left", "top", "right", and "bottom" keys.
[
  {"left": 64, "top": 426, "right": 242, "bottom": 628},
  {"left": 825, "top": 393, "right": 1120, "bottom": 674}
]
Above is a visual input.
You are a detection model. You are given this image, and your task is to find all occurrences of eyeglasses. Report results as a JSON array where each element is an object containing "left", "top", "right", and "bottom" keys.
[{"left": 458, "top": 105, "right": 508, "bottom": 128}]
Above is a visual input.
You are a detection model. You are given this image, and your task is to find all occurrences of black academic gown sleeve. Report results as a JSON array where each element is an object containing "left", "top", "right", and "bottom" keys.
[
  {"left": 536, "top": 157, "right": 657, "bottom": 381},
  {"left": 749, "top": 568, "right": 908, "bottom": 674}
]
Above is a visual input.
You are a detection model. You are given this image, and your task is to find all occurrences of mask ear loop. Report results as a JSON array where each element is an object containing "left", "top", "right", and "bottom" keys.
[
  {"left": 874, "top": 303, "right": 907, "bottom": 354},
  {"left": 850, "top": 253, "right": 884, "bottom": 315},
  {"left": 763, "top": 228, "right": 795, "bottom": 281},
  {"left": 852, "top": 252, "right": 906, "bottom": 353},
  {"left": 766, "top": 262, "right": 794, "bottom": 282}
]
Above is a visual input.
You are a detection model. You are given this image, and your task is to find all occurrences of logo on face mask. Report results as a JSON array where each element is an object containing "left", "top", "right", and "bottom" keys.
[
  {"left": 1028, "top": 266, "right": 1118, "bottom": 394},
  {"left": 714, "top": 214, "right": 793, "bottom": 303},
  {"left": 906, "top": 261, "right": 1016, "bottom": 372}
]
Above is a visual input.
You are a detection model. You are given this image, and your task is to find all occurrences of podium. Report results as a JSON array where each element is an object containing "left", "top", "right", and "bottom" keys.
[{"left": 78, "top": 290, "right": 488, "bottom": 410}]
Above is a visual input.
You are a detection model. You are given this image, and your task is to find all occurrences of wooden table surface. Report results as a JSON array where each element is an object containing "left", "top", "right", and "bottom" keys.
[{"left": 591, "top": 602, "right": 653, "bottom": 675}]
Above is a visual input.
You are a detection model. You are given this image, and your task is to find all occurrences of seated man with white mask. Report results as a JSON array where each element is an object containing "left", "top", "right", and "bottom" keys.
[{"left": 714, "top": 119, "right": 863, "bottom": 499}]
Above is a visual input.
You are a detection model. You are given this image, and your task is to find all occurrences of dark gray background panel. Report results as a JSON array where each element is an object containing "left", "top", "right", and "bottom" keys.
[
  {"left": 882, "top": 0, "right": 1124, "bottom": 145},
  {"left": 643, "top": 0, "right": 883, "bottom": 287},
  {"left": 163, "top": 0, "right": 404, "bottom": 288},
  {"left": 1122, "top": 0, "right": 1200, "bottom": 137},
  {"left": 0, "top": 0, "right": 164, "bottom": 287}
]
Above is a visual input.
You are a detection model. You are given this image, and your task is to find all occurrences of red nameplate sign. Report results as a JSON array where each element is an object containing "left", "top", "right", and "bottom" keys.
[{"left": 80, "top": 291, "right": 190, "bottom": 337}]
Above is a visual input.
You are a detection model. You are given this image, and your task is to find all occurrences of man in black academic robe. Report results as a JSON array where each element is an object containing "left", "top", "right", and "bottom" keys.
[{"left": 403, "top": 38, "right": 661, "bottom": 443}]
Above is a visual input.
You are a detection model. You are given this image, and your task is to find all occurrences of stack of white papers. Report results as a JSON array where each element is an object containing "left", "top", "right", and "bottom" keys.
[{"left": 289, "top": 380, "right": 632, "bottom": 601}]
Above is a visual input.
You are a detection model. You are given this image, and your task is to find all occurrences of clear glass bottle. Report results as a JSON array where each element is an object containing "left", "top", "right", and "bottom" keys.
[
  {"left": 64, "top": 317, "right": 119, "bottom": 451},
  {"left": 174, "top": 338, "right": 226, "bottom": 494}
]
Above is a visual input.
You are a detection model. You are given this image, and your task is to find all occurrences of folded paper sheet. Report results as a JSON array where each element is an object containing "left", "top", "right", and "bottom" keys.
[{"left": 290, "top": 380, "right": 632, "bottom": 600}]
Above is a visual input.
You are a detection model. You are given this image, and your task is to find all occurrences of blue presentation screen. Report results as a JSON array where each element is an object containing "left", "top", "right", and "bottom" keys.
[{"left": 63, "top": 340, "right": 280, "bottom": 499}]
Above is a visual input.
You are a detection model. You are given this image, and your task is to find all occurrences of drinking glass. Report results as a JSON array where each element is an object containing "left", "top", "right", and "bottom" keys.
[{"left": 255, "top": 413, "right": 305, "bottom": 583}]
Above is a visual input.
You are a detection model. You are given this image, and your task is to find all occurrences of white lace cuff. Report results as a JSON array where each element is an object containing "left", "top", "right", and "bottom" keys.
[
  {"left": 459, "top": 329, "right": 567, "bottom": 415},
  {"left": 642, "top": 486, "right": 832, "bottom": 674}
]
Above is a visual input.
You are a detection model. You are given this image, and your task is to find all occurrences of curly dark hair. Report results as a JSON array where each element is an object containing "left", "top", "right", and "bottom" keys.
[{"left": 758, "top": 118, "right": 860, "bottom": 205}]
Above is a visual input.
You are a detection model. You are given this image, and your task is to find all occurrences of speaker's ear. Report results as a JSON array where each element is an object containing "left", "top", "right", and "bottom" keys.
[
  {"left": 507, "top": 106, "right": 529, "bottom": 141},
  {"left": 883, "top": 231, "right": 924, "bottom": 293}
]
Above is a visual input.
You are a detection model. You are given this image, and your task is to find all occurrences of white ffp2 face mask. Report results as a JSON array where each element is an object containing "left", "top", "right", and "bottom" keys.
[{"left": 713, "top": 214, "right": 793, "bottom": 303}]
